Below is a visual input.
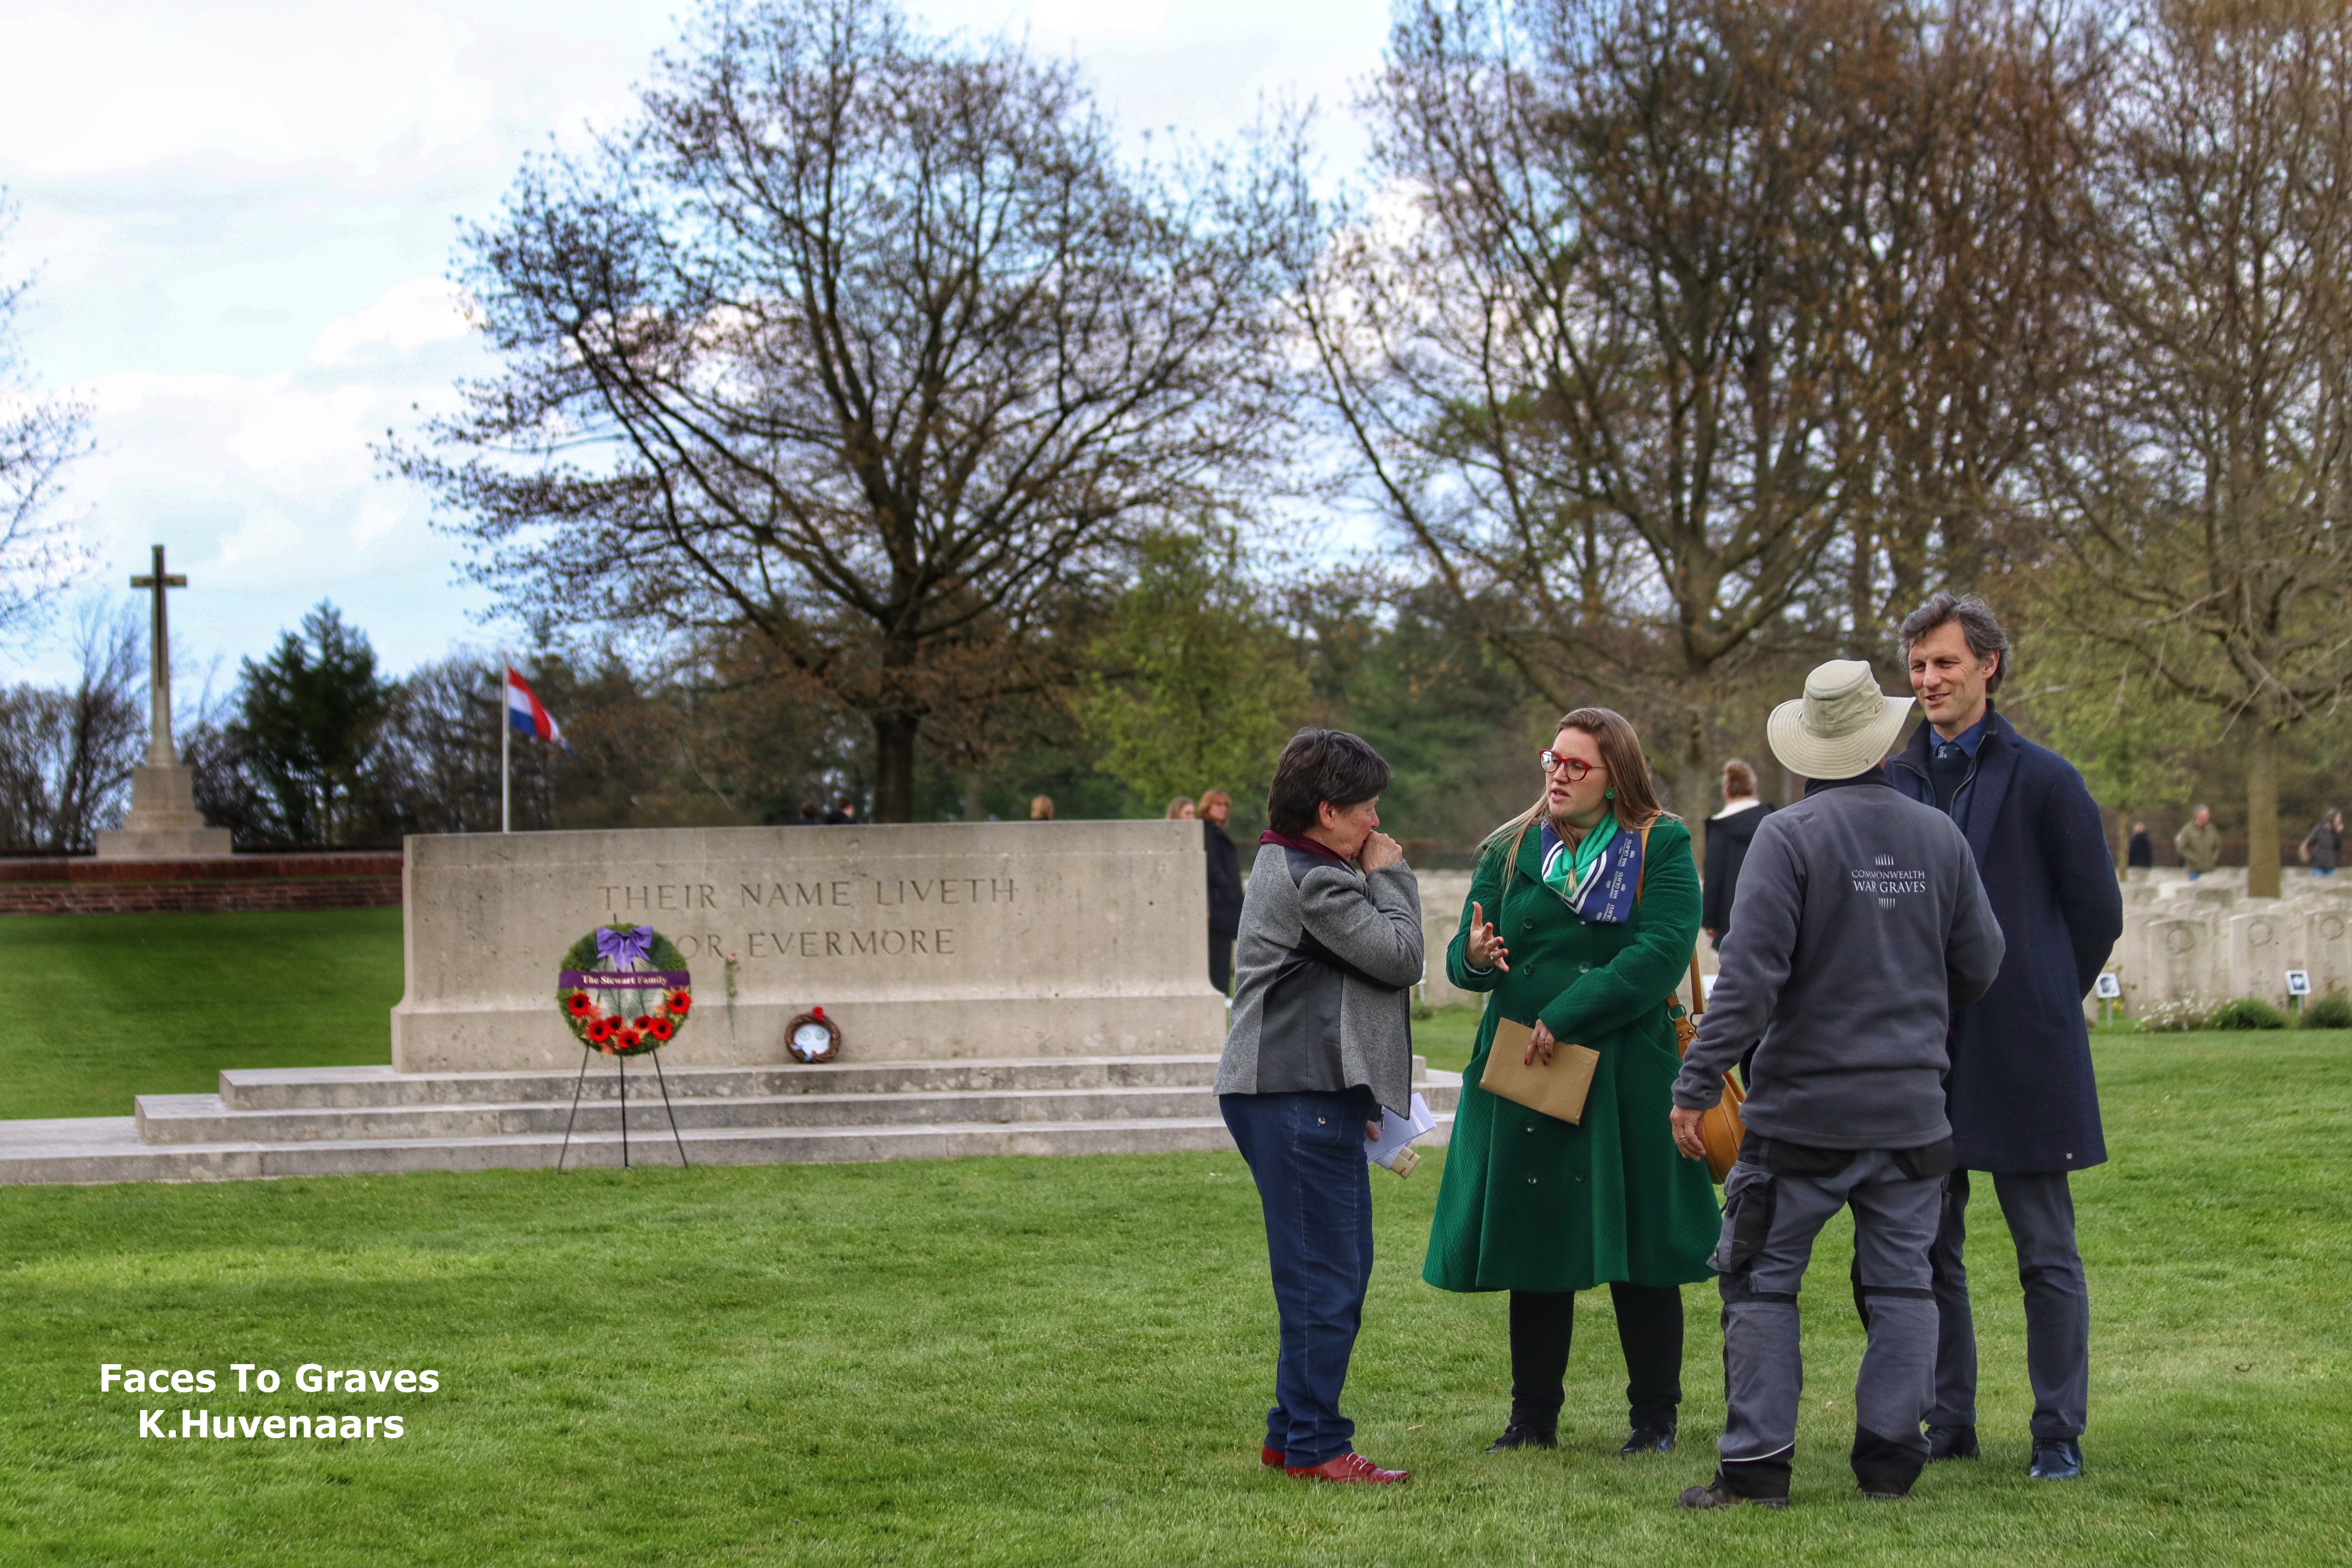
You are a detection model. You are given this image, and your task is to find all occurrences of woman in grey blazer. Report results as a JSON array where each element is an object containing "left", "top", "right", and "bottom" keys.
[{"left": 1216, "top": 728, "right": 1423, "bottom": 1486}]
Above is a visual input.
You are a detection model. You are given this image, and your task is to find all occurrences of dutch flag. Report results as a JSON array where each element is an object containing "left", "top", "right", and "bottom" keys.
[{"left": 505, "top": 667, "right": 571, "bottom": 751}]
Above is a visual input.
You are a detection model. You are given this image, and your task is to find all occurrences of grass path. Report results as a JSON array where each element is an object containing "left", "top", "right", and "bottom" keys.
[{"left": 2, "top": 1030, "right": 2346, "bottom": 1565}]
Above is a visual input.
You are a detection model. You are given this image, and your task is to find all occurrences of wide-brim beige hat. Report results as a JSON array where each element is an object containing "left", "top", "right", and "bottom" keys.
[{"left": 1767, "top": 659, "right": 1915, "bottom": 780}]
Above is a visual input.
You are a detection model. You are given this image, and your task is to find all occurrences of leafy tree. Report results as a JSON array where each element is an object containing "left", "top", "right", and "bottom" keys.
[
  {"left": 2016, "top": 637, "right": 2205, "bottom": 869},
  {"left": 1081, "top": 530, "right": 1307, "bottom": 813},
  {"left": 232, "top": 603, "right": 390, "bottom": 845}
]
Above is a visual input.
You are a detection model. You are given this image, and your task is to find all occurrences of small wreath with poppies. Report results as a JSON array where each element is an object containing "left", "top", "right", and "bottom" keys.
[{"left": 557, "top": 924, "right": 693, "bottom": 1056}]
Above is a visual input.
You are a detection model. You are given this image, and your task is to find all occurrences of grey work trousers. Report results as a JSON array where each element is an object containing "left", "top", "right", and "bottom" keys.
[
  {"left": 1714, "top": 1151, "right": 1944, "bottom": 1494},
  {"left": 1927, "top": 1168, "right": 2090, "bottom": 1441}
]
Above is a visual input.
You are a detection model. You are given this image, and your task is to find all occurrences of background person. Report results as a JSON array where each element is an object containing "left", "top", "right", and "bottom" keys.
[
  {"left": 2176, "top": 805, "right": 2220, "bottom": 878},
  {"left": 1423, "top": 709, "right": 1717, "bottom": 1458},
  {"left": 825, "top": 795, "right": 860, "bottom": 825},
  {"left": 1702, "top": 759, "right": 1774, "bottom": 951},
  {"left": 1886, "top": 592, "right": 2124, "bottom": 1483},
  {"left": 1201, "top": 789, "right": 1244, "bottom": 994},
  {"left": 2127, "top": 820, "right": 2152, "bottom": 870},
  {"left": 1216, "top": 730, "right": 1423, "bottom": 1486},
  {"left": 1166, "top": 796, "right": 1197, "bottom": 820},
  {"left": 2302, "top": 808, "right": 2342, "bottom": 876},
  {"left": 1673, "top": 659, "right": 2004, "bottom": 1510},
  {"left": 1029, "top": 795, "right": 1055, "bottom": 821}
]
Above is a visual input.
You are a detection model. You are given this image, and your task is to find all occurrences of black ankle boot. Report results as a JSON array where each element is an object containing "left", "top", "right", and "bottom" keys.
[
  {"left": 1486, "top": 1414, "right": 1559, "bottom": 1452},
  {"left": 1620, "top": 1414, "right": 1677, "bottom": 1456}
]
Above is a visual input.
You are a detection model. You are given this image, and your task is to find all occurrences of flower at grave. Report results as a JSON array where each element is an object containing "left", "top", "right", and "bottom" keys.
[{"left": 556, "top": 926, "right": 691, "bottom": 1056}]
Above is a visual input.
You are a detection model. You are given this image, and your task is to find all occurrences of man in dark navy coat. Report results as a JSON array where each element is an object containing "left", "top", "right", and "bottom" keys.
[{"left": 1883, "top": 593, "right": 2122, "bottom": 1483}]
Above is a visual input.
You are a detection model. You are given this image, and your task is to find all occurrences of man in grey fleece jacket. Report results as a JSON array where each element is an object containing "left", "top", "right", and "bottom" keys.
[{"left": 1671, "top": 660, "right": 2004, "bottom": 1510}]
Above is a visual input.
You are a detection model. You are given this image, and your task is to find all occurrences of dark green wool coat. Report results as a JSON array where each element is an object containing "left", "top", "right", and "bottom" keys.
[{"left": 1423, "top": 814, "right": 1720, "bottom": 1294}]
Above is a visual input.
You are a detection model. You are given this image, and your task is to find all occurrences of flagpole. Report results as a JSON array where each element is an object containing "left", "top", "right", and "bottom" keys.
[{"left": 500, "top": 657, "right": 512, "bottom": 835}]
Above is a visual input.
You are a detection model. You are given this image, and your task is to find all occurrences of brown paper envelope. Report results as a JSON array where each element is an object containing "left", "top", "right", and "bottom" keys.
[{"left": 1480, "top": 1017, "right": 1599, "bottom": 1125}]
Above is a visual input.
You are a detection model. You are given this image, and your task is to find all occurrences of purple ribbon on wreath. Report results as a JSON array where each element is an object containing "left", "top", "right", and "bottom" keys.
[{"left": 596, "top": 925, "right": 656, "bottom": 968}]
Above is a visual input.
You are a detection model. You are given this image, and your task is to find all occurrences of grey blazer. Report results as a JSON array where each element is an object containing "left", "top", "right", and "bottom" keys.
[{"left": 1214, "top": 841, "right": 1423, "bottom": 1115}]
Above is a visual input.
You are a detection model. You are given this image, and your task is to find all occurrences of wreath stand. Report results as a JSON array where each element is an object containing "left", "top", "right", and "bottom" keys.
[{"left": 557, "top": 1045, "right": 690, "bottom": 1172}]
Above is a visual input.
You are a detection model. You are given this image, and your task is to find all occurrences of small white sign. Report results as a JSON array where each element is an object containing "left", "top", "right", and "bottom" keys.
[
  {"left": 2287, "top": 970, "right": 2312, "bottom": 996},
  {"left": 2094, "top": 973, "right": 2122, "bottom": 999}
]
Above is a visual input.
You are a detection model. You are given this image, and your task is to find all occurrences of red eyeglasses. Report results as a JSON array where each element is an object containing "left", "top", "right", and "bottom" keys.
[{"left": 1539, "top": 751, "right": 1604, "bottom": 782}]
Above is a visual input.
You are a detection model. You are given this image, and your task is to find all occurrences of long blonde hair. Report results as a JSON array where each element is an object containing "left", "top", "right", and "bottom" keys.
[{"left": 1483, "top": 708, "right": 1671, "bottom": 885}]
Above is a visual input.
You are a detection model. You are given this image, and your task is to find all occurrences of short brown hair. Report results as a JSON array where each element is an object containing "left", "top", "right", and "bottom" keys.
[
  {"left": 1266, "top": 730, "right": 1392, "bottom": 835},
  {"left": 1199, "top": 789, "right": 1232, "bottom": 813},
  {"left": 1901, "top": 592, "right": 2013, "bottom": 693},
  {"left": 1722, "top": 759, "right": 1757, "bottom": 798}
]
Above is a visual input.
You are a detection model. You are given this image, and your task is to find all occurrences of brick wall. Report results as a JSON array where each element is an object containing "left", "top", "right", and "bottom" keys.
[{"left": 0, "top": 853, "right": 403, "bottom": 916}]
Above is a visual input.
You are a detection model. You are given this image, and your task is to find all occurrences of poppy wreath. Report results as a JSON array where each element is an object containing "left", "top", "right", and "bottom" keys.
[{"left": 556, "top": 924, "right": 693, "bottom": 1056}]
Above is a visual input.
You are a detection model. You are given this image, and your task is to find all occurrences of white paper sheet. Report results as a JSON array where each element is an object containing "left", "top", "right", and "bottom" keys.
[{"left": 1365, "top": 1092, "right": 1439, "bottom": 1170}]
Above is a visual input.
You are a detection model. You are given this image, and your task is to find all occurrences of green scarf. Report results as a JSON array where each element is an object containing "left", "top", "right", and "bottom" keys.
[{"left": 1541, "top": 811, "right": 1620, "bottom": 898}]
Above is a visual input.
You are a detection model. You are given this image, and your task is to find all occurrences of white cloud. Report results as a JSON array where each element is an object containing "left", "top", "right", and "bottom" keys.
[{"left": 2, "top": 0, "right": 1389, "bottom": 690}]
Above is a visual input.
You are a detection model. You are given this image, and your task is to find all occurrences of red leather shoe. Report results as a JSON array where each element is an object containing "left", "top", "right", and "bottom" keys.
[
  {"left": 1261, "top": 1446, "right": 1285, "bottom": 1468},
  {"left": 1285, "top": 1452, "right": 1409, "bottom": 1485}
]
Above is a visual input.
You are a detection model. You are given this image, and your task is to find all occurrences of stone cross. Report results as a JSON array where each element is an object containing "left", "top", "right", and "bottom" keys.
[{"left": 129, "top": 543, "right": 188, "bottom": 768}]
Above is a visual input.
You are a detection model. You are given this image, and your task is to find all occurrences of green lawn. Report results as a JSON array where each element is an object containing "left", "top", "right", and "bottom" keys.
[
  {"left": 4, "top": 915, "right": 2345, "bottom": 1560},
  {"left": 0, "top": 909, "right": 402, "bottom": 1120},
  {"left": 2, "top": 1016, "right": 2346, "bottom": 1564}
]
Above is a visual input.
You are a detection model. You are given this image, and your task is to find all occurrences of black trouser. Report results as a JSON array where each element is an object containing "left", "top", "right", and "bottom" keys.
[
  {"left": 1209, "top": 932, "right": 1235, "bottom": 995},
  {"left": 1508, "top": 1283, "right": 1683, "bottom": 1428}
]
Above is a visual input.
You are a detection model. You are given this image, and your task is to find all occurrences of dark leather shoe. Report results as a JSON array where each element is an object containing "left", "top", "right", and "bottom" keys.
[
  {"left": 1621, "top": 1421, "right": 1677, "bottom": 1456},
  {"left": 1677, "top": 1476, "right": 1788, "bottom": 1511},
  {"left": 1261, "top": 1446, "right": 1284, "bottom": 1468},
  {"left": 1286, "top": 1452, "right": 1408, "bottom": 1485},
  {"left": 1485, "top": 1420, "right": 1558, "bottom": 1452},
  {"left": 1924, "top": 1423, "right": 1979, "bottom": 1461},
  {"left": 2029, "top": 1438, "right": 2083, "bottom": 1479}
]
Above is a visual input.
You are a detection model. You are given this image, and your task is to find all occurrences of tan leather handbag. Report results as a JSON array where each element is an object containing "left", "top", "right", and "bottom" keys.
[{"left": 1672, "top": 952, "right": 1744, "bottom": 1183}]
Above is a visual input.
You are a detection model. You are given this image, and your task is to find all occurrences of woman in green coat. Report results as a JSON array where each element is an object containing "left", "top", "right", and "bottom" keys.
[{"left": 1424, "top": 708, "right": 1720, "bottom": 1455}]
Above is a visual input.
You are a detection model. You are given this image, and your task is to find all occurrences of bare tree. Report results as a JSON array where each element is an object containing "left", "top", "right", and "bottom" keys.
[
  {"left": 2042, "top": 0, "right": 2352, "bottom": 896},
  {"left": 397, "top": 0, "right": 1297, "bottom": 820},
  {"left": 1293, "top": 0, "right": 1908, "bottom": 815},
  {"left": 1292, "top": 0, "right": 2097, "bottom": 814},
  {"left": 0, "top": 606, "right": 143, "bottom": 849},
  {"left": 1829, "top": 0, "right": 2102, "bottom": 653},
  {"left": 0, "top": 196, "right": 93, "bottom": 639}
]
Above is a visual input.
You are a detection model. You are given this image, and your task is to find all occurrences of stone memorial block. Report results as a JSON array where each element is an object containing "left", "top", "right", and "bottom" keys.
[
  {"left": 391, "top": 820, "right": 1227, "bottom": 1072},
  {"left": 1415, "top": 871, "right": 1477, "bottom": 1008}
]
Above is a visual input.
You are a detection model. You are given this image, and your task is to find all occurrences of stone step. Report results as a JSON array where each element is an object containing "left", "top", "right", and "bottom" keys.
[
  {"left": 0, "top": 1087, "right": 1461, "bottom": 1185},
  {"left": 214, "top": 1054, "right": 1262, "bottom": 1110},
  {"left": 140, "top": 1080, "right": 1476, "bottom": 1145}
]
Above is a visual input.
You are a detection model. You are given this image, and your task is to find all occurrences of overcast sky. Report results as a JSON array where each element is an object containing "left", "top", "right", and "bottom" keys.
[{"left": 2, "top": 0, "right": 1387, "bottom": 695}]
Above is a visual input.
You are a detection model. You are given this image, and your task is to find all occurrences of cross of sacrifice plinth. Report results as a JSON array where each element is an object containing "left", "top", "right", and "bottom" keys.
[{"left": 129, "top": 543, "right": 189, "bottom": 769}]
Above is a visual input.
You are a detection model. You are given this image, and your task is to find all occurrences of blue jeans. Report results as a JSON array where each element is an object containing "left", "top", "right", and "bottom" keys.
[{"left": 1221, "top": 1089, "right": 1376, "bottom": 1467}]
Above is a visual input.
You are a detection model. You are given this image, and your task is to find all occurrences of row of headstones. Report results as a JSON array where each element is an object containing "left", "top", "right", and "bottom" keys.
[
  {"left": 1412, "top": 867, "right": 2352, "bottom": 1017},
  {"left": 2112, "top": 868, "right": 2352, "bottom": 1013}
]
